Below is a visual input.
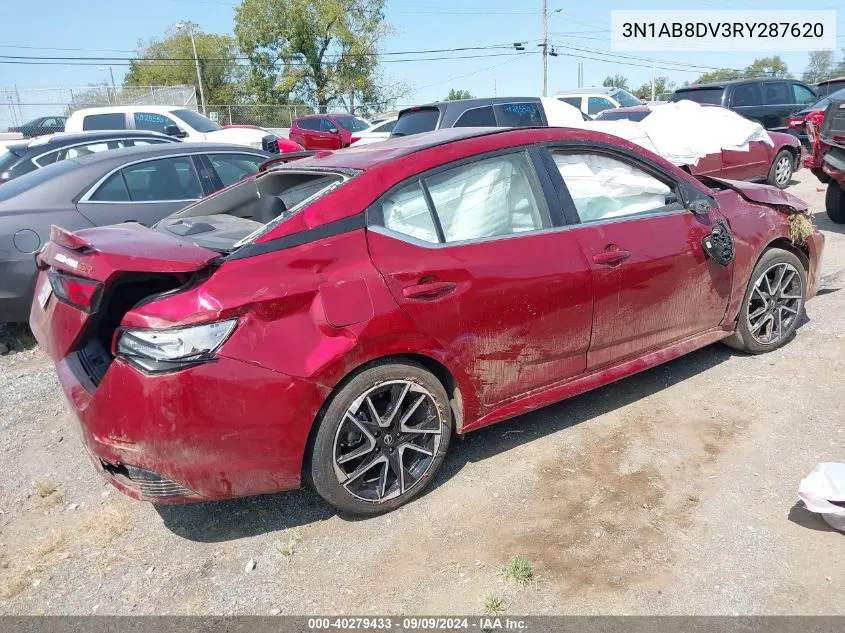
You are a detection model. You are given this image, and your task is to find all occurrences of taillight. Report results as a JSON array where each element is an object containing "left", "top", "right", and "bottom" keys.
[
  {"left": 806, "top": 110, "right": 825, "bottom": 143},
  {"left": 47, "top": 269, "right": 103, "bottom": 312},
  {"left": 787, "top": 115, "right": 804, "bottom": 129}
]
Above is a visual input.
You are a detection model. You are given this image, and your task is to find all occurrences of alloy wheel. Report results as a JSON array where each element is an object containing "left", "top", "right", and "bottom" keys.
[
  {"left": 746, "top": 262, "right": 802, "bottom": 346},
  {"left": 774, "top": 155, "right": 792, "bottom": 187},
  {"left": 332, "top": 380, "right": 443, "bottom": 502}
]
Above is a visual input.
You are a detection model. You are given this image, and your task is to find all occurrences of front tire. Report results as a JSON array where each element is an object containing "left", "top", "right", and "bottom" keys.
[
  {"left": 767, "top": 150, "right": 794, "bottom": 189},
  {"left": 825, "top": 182, "right": 845, "bottom": 224},
  {"left": 308, "top": 361, "right": 452, "bottom": 516},
  {"left": 723, "top": 249, "right": 806, "bottom": 354}
]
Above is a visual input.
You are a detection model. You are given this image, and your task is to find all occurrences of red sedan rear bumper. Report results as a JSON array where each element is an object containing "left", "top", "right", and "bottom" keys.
[{"left": 55, "top": 354, "right": 329, "bottom": 503}]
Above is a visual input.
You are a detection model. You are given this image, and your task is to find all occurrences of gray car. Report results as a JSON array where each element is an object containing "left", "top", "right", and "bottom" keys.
[{"left": 0, "top": 143, "right": 271, "bottom": 322}]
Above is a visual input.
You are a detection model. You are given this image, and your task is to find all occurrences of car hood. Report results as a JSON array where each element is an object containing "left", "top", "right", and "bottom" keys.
[
  {"left": 707, "top": 177, "right": 808, "bottom": 212},
  {"left": 203, "top": 127, "right": 267, "bottom": 144}
]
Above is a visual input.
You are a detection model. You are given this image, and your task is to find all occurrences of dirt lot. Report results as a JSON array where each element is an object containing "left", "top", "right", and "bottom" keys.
[{"left": 0, "top": 171, "right": 843, "bottom": 616}]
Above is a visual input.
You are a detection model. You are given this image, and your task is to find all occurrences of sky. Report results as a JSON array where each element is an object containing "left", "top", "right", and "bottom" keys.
[{"left": 0, "top": 0, "right": 842, "bottom": 126}]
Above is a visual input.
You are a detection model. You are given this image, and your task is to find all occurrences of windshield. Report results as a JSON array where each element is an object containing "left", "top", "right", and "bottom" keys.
[
  {"left": 596, "top": 109, "right": 651, "bottom": 122},
  {"left": 805, "top": 88, "right": 845, "bottom": 113},
  {"left": 0, "top": 159, "right": 76, "bottom": 201},
  {"left": 611, "top": 89, "right": 642, "bottom": 107},
  {"left": 172, "top": 109, "right": 222, "bottom": 133},
  {"left": 333, "top": 116, "right": 369, "bottom": 132},
  {"left": 391, "top": 108, "right": 440, "bottom": 137},
  {"left": 670, "top": 88, "right": 724, "bottom": 105}
]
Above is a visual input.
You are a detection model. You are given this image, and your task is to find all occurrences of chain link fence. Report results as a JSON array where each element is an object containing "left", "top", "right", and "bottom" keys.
[{"left": 1, "top": 86, "right": 197, "bottom": 130}]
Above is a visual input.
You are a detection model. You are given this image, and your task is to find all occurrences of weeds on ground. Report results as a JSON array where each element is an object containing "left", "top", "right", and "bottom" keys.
[
  {"left": 35, "top": 482, "right": 63, "bottom": 506},
  {"left": 276, "top": 532, "right": 303, "bottom": 559},
  {"left": 483, "top": 594, "right": 506, "bottom": 615},
  {"left": 499, "top": 555, "right": 534, "bottom": 584}
]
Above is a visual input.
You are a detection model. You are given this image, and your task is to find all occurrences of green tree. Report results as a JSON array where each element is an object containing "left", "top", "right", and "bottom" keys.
[
  {"left": 693, "top": 68, "right": 743, "bottom": 84},
  {"left": 446, "top": 89, "right": 474, "bottom": 101},
  {"left": 124, "top": 24, "right": 245, "bottom": 105},
  {"left": 744, "top": 55, "right": 790, "bottom": 78},
  {"left": 602, "top": 74, "right": 628, "bottom": 89},
  {"left": 803, "top": 50, "right": 835, "bottom": 84},
  {"left": 633, "top": 76, "right": 675, "bottom": 100},
  {"left": 234, "top": 0, "right": 389, "bottom": 111}
]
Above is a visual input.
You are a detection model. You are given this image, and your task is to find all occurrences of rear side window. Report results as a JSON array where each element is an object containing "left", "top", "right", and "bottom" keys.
[
  {"left": 82, "top": 113, "right": 127, "bottom": 131},
  {"left": 100, "top": 156, "right": 204, "bottom": 202},
  {"left": 296, "top": 118, "right": 321, "bottom": 131},
  {"left": 730, "top": 83, "right": 763, "bottom": 107},
  {"left": 134, "top": 112, "right": 177, "bottom": 133},
  {"left": 792, "top": 83, "right": 817, "bottom": 105},
  {"left": 557, "top": 97, "right": 582, "bottom": 109},
  {"left": 381, "top": 181, "right": 440, "bottom": 243},
  {"left": 762, "top": 81, "right": 790, "bottom": 105},
  {"left": 454, "top": 106, "right": 495, "bottom": 127},
  {"left": 391, "top": 108, "right": 440, "bottom": 136},
  {"left": 670, "top": 88, "right": 724, "bottom": 105},
  {"left": 495, "top": 102, "right": 542, "bottom": 127},
  {"left": 90, "top": 172, "right": 130, "bottom": 201}
]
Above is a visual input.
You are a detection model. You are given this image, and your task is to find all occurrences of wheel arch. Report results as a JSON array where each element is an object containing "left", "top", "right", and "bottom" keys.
[{"left": 763, "top": 236, "right": 809, "bottom": 274}]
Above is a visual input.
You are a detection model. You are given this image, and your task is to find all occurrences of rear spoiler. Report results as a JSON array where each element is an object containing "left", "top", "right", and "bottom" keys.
[{"left": 259, "top": 151, "right": 324, "bottom": 172}]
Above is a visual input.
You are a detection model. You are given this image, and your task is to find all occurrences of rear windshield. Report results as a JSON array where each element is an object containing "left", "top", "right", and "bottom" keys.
[
  {"left": 669, "top": 88, "right": 724, "bottom": 105},
  {"left": 595, "top": 109, "right": 651, "bottom": 122},
  {"left": 0, "top": 147, "right": 26, "bottom": 174},
  {"left": 392, "top": 108, "right": 440, "bottom": 137},
  {"left": 804, "top": 88, "right": 845, "bottom": 113},
  {"left": 0, "top": 159, "right": 76, "bottom": 201}
]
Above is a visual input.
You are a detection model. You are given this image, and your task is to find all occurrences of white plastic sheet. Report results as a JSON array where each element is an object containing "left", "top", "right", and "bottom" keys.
[
  {"left": 798, "top": 462, "right": 845, "bottom": 532},
  {"left": 560, "top": 100, "right": 774, "bottom": 168}
]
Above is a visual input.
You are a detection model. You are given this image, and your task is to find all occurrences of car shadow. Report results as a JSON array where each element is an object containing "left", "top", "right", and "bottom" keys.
[
  {"left": 157, "top": 343, "right": 738, "bottom": 542},
  {"left": 787, "top": 501, "right": 838, "bottom": 533}
]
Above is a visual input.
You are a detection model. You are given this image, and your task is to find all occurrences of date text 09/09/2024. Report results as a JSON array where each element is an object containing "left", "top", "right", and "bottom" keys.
[{"left": 307, "top": 617, "right": 528, "bottom": 630}]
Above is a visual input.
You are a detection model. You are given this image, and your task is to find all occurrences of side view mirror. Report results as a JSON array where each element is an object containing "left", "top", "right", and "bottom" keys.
[
  {"left": 689, "top": 198, "right": 714, "bottom": 215},
  {"left": 164, "top": 124, "right": 187, "bottom": 138},
  {"left": 327, "top": 127, "right": 339, "bottom": 134}
]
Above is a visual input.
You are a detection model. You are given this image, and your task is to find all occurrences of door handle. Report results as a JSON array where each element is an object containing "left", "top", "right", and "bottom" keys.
[
  {"left": 592, "top": 249, "right": 631, "bottom": 265},
  {"left": 402, "top": 281, "right": 457, "bottom": 299}
]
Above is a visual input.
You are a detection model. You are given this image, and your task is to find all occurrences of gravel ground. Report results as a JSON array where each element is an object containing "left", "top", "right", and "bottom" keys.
[{"left": 0, "top": 171, "right": 843, "bottom": 616}]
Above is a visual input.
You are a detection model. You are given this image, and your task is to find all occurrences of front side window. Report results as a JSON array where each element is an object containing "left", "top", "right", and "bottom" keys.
[
  {"left": 381, "top": 180, "right": 439, "bottom": 243},
  {"left": 171, "top": 109, "right": 221, "bottom": 133},
  {"left": 792, "top": 83, "right": 817, "bottom": 105},
  {"left": 495, "top": 102, "right": 542, "bottom": 127},
  {"left": 320, "top": 118, "right": 338, "bottom": 132},
  {"left": 731, "top": 83, "right": 763, "bottom": 107},
  {"left": 333, "top": 116, "right": 369, "bottom": 132},
  {"left": 208, "top": 153, "right": 265, "bottom": 187},
  {"left": 454, "top": 106, "right": 496, "bottom": 127},
  {"left": 587, "top": 97, "right": 615, "bottom": 115},
  {"left": 82, "top": 113, "right": 127, "bottom": 131},
  {"left": 426, "top": 153, "right": 549, "bottom": 242},
  {"left": 134, "top": 112, "right": 178, "bottom": 133},
  {"left": 372, "top": 120, "right": 396, "bottom": 134},
  {"left": 552, "top": 152, "right": 676, "bottom": 223},
  {"left": 112, "top": 156, "right": 203, "bottom": 202},
  {"left": 762, "top": 81, "right": 790, "bottom": 105}
]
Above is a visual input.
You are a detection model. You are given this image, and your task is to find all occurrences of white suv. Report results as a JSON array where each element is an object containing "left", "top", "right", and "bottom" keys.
[
  {"left": 553, "top": 87, "right": 642, "bottom": 118},
  {"left": 65, "top": 106, "right": 272, "bottom": 150}
]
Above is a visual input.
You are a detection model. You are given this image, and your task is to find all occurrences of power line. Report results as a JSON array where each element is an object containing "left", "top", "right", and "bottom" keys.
[
  {"left": 417, "top": 52, "right": 535, "bottom": 90},
  {"left": 550, "top": 43, "right": 743, "bottom": 72}
]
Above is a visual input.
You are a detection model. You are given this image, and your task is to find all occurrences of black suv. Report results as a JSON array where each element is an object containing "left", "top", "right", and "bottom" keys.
[
  {"left": 0, "top": 130, "right": 177, "bottom": 184},
  {"left": 391, "top": 97, "right": 589, "bottom": 138},
  {"left": 669, "top": 78, "right": 817, "bottom": 131}
]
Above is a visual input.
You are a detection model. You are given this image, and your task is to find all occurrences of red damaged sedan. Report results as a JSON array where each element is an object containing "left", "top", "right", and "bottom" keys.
[{"left": 30, "top": 127, "right": 824, "bottom": 515}]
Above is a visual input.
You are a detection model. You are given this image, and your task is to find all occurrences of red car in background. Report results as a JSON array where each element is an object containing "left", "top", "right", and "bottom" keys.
[
  {"left": 596, "top": 105, "right": 802, "bottom": 188},
  {"left": 289, "top": 114, "right": 370, "bottom": 150},
  {"left": 30, "top": 127, "right": 823, "bottom": 515},
  {"left": 221, "top": 124, "right": 303, "bottom": 153}
]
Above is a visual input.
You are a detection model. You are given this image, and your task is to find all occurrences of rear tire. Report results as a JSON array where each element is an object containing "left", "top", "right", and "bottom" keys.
[
  {"left": 723, "top": 248, "right": 806, "bottom": 354},
  {"left": 825, "top": 182, "right": 845, "bottom": 224},
  {"left": 308, "top": 361, "right": 452, "bottom": 516},
  {"left": 767, "top": 149, "right": 794, "bottom": 189}
]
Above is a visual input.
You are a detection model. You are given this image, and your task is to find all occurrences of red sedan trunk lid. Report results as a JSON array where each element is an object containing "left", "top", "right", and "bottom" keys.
[{"left": 30, "top": 223, "right": 219, "bottom": 360}]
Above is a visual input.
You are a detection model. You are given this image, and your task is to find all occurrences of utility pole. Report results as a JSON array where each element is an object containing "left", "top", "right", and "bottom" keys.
[
  {"left": 542, "top": 0, "right": 548, "bottom": 97},
  {"left": 178, "top": 22, "right": 206, "bottom": 115},
  {"left": 651, "top": 65, "right": 656, "bottom": 102}
]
